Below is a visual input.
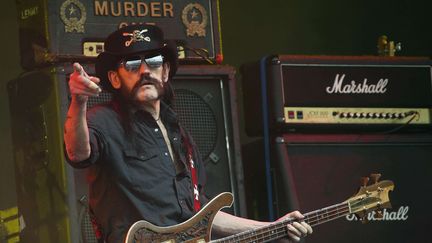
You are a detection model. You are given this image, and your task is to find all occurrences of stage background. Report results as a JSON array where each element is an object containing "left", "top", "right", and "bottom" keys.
[{"left": 1, "top": 0, "right": 432, "bottom": 241}]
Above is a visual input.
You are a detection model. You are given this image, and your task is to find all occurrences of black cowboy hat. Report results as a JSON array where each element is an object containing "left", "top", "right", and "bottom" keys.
[{"left": 95, "top": 24, "right": 178, "bottom": 93}]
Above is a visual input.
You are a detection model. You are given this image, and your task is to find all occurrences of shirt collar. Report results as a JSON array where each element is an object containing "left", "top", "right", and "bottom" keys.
[{"left": 111, "top": 96, "right": 179, "bottom": 124}]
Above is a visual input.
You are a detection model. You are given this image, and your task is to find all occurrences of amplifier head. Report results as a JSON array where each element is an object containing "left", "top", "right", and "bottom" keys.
[
  {"left": 17, "top": 0, "right": 222, "bottom": 69},
  {"left": 241, "top": 55, "right": 432, "bottom": 134}
]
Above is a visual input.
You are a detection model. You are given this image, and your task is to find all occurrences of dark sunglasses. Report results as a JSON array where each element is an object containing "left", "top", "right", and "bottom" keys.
[{"left": 118, "top": 54, "right": 164, "bottom": 72}]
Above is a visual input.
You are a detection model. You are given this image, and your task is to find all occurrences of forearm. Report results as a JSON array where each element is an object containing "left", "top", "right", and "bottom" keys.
[
  {"left": 211, "top": 211, "right": 267, "bottom": 239},
  {"left": 64, "top": 97, "right": 91, "bottom": 162}
]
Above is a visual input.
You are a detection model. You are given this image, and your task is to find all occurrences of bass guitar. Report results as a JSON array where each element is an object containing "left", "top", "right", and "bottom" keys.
[{"left": 125, "top": 175, "right": 394, "bottom": 243}]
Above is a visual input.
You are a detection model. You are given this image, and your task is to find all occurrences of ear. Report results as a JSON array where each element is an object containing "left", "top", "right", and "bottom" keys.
[
  {"left": 108, "top": 70, "right": 121, "bottom": 89},
  {"left": 162, "top": 62, "right": 171, "bottom": 83}
]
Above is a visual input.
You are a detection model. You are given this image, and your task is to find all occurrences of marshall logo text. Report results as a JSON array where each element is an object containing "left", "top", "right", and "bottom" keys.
[
  {"left": 326, "top": 73, "right": 388, "bottom": 94},
  {"left": 346, "top": 206, "right": 409, "bottom": 222}
]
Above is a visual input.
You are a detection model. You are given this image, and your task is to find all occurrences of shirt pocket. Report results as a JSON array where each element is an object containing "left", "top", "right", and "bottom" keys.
[
  {"left": 123, "top": 149, "right": 158, "bottom": 162},
  {"left": 122, "top": 148, "right": 161, "bottom": 190}
]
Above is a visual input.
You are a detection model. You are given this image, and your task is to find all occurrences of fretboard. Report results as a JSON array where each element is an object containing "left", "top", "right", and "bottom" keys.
[{"left": 212, "top": 202, "right": 350, "bottom": 243}]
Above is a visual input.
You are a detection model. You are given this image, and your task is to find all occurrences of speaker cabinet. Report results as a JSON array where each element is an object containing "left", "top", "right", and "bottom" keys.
[
  {"left": 268, "top": 133, "right": 432, "bottom": 243},
  {"left": 8, "top": 67, "right": 84, "bottom": 243},
  {"left": 8, "top": 64, "right": 245, "bottom": 243},
  {"left": 172, "top": 65, "right": 246, "bottom": 216}
]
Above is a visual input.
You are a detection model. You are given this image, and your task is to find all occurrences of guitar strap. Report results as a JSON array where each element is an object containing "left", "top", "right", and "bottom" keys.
[
  {"left": 187, "top": 148, "right": 201, "bottom": 212},
  {"left": 181, "top": 127, "right": 201, "bottom": 212}
]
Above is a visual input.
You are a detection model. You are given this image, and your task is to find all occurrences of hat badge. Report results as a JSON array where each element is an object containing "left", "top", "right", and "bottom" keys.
[{"left": 122, "top": 29, "right": 151, "bottom": 47}]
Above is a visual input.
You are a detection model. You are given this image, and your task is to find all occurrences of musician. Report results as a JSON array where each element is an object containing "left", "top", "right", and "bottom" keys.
[{"left": 64, "top": 24, "right": 312, "bottom": 243}]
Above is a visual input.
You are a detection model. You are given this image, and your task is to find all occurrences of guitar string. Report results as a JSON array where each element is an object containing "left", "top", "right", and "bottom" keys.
[
  {"left": 250, "top": 206, "right": 351, "bottom": 243},
  {"left": 215, "top": 208, "right": 350, "bottom": 243},
  {"left": 213, "top": 203, "right": 350, "bottom": 243}
]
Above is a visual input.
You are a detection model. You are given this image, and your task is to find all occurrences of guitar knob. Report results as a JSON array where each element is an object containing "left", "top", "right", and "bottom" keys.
[
  {"left": 360, "top": 177, "right": 370, "bottom": 187},
  {"left": 370, "top": 173, "right": 382, "bottom": 184},
  {"left": 375, "top": 210, "right": 384, "bottom": 219}
]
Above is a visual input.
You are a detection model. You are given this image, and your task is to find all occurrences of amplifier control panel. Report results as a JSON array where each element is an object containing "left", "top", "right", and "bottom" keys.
[
  {"left": 284, "top": 107, "right": 431, "bottom": 125},
  {"left": 83, "top": 42, "right": 104, "bottom": 57}
]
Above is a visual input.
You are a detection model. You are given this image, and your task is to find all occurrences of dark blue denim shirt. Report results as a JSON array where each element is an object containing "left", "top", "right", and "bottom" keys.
[{"left": 66, "top": 100, "right": 207, "bottom": 243}]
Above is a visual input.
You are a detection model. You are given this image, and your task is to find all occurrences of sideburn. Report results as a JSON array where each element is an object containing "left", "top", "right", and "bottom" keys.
[{"left": 162, "top": 81, "right": 174, "bottom": 107}]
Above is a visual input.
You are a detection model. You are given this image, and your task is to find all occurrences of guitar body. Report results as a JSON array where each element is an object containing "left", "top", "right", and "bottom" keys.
[{"left": 124, "top": 192, "right": 234, "bottom": 243}]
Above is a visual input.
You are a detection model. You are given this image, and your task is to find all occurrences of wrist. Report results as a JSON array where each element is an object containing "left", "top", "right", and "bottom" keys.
[{"left": 71, "top": 95, "right": 89, "bottom": 105}]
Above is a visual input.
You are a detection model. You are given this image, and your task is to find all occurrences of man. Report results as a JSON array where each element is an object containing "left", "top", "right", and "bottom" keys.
[{"left": 64, "top": 24, "right": 312, "bottom": 243}]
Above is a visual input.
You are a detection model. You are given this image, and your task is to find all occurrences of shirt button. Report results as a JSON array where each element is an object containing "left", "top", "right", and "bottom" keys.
[
  {"left": 164, "top": 152, "right": 169, "bottom": 156},
  {"left": 173, "top": 137, "right": 178, "bottom": 141},
  {"left": 154, "top": 128, "right": 159, "bottom": 132}
]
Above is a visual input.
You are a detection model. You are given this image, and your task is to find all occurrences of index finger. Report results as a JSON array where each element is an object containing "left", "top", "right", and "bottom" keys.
[
  {"left": 73, "top": 62, "right": 89, "bottom": 78},
  {"left": 286, "top": 211, "right": 304, "bottom": 220}
]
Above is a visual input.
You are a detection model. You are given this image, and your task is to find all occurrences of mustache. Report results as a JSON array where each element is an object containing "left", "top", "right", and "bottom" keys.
[
  {"left": 132, "top": 75, "right": 162, "bottom": 92},
  {"left": 138, "top": 75, "right": 161, "bottom": 87}
]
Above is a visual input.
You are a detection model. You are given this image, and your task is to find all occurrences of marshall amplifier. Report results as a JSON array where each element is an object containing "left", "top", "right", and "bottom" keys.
[
  {"left": 241, "top": 55, "right": 432, "bottom": 134},
  {"left": 270, "top": 133, "right": 432, "bottom": 243},
  {"left": 242, "top": 133, "right": 432, "bottom": 242},
  {"left": 17, "top": 0, "right": 222, "bottom": 69}
]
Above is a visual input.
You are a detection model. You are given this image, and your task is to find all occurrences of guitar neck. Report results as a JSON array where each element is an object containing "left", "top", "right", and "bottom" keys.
[{"left": 213, "top": 202, "right": 350, "bottom": 243}]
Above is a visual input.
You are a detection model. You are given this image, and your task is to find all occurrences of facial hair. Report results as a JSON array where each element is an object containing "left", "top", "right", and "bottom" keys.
[{"left": 129, "top": 74, "right": 165, "bottom": 103}]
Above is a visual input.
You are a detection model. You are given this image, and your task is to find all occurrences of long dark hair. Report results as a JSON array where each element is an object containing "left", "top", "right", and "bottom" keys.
[{"left": 109, "top": 75, "right": 175, "bottom": 149}]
